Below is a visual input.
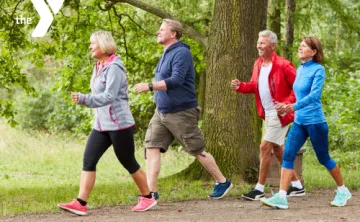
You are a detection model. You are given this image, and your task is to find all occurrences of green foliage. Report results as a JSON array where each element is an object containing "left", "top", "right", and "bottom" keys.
[
  {"left": 15, "top": 89, "right": 53, "bottom": 130},
  {"left": 285, "top": 0, "right": 360, "bottom": 150},
  {"left": 15, "top": 88, "right": 93, "bottom": 134},
  {"left": 323, "top": 64, "right": 360, "bottom": 151},
  {"left": 0, "top": 100, "right": 16, "bottom": 127},
  {"left": 0, "top": 1, "right": 36, "bottom": 123},
  {"left": 129, "top": 92, "right": 155, "bottom": 136},
  {"left": 1, "top": 0, "right": 209, "bottom": 134},
  {"left": 45, "top": 96, "right": 93, "bottom": 134}
]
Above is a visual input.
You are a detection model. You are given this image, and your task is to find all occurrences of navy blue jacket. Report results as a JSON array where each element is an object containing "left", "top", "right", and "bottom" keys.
[{"left": 154, "top": 41, "right": 198, "bottom": 113}]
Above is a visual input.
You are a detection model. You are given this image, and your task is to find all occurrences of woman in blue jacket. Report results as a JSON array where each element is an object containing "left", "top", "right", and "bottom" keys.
[{"left": 261, "top": 36, "right": 352, "bottom": 209}]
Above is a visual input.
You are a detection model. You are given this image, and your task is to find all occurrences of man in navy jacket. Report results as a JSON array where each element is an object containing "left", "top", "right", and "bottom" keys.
[{"left": 135, "top": 19, "right": 232, "bottom": 200}]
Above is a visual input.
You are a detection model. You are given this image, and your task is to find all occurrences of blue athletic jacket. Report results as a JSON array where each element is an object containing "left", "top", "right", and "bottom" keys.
[{"left": 293, "top": 60, "right": 326, "bottom": 125}]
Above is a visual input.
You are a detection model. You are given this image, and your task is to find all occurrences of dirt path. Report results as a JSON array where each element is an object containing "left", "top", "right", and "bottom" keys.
[{"left": 1, "top": 189, "right": 359, "bottom": 222}]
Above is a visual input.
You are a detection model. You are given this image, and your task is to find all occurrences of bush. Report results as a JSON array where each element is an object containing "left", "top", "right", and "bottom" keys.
[
  {"left": 323, "top": 64, "right": 360, "bottom": 151},
  {"left": 15, "top": 89, "right": 54, "bottom": 130},
  {"left": 14, "top": 86, "right": 157, "bottom": 136},
  {"left": 129, "top": 91, "right": 156, "bottom": 138},
  {"left": 15, "top": 88, "right": 93, "bottom": 134}
]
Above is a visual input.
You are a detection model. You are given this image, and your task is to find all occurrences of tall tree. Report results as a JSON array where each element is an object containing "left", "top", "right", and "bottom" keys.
[
  {"left": 267, "top": 0, "right": 281, "bottom": 42},
  {"left": 200, "top": 0, "right": 266, "bottom": 179},
  {"left": 284, "top": 0, "right": 296, "bottom": 61},
  {"left": 108, "top": 0, "right": 266, "bottom": 179}
]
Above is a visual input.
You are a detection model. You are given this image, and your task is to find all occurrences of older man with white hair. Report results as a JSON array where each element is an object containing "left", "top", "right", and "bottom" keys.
[{"left": 231, "top": 30, "right": 305, "bottom": 200}]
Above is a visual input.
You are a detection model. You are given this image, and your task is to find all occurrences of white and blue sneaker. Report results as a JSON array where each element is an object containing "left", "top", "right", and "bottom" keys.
[
  {"left": 261, "top": 193, "right": 288, "bottom": 209},
  {"left": 331, "top": 188, "right": 352, "bottom": 207}
]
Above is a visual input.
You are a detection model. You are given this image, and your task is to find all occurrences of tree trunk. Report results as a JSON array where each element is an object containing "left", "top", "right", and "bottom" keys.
[
  {"left": 267, "top": 0, "right": 282, "bottom": 55},
  {"left": 284, "top": 0, "right": 296, "bottom": 61},
  {"left": 198, "top": 70, "right": 206, "bottom": 118},
  {"left": 177, "top": 0, "right": 267, "bottom": 181},
  {"left": 267, "top": 0, "right": 281, "bottom": 40}
]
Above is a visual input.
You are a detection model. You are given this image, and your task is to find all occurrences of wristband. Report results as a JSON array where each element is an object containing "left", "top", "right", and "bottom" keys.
[{"left": 148, "top": 83, "right": 153, "bottom": 92}]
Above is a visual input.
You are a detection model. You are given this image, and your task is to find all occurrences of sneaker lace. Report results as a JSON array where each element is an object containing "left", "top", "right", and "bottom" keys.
[
  {"left": 334, "top": 190, "right": 346, "bottom": 202},
  {"left": 213, "top": 183, "right": 220, "bottom": 193}
]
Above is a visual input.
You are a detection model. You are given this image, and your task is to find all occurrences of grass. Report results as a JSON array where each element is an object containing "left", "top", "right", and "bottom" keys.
[
  {"left": 0, "top": 122, "right": 248, "bottom": 215},
  {"left": 302, "top": 147, "right": 360, "bottom": 190},
  {"left": 0, "top": 122, "right": 194, "bottom": 215},
  {"left": 1, "top": 122, "right": 359, "bottom": 215}
]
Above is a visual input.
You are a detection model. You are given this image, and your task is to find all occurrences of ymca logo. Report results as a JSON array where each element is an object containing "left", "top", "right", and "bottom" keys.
[{"left": 31, "top": 0, "right": 64, "bottom": 37}]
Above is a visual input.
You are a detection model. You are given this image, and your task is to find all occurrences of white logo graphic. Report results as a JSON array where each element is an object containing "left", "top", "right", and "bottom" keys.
[{"left": 31, "top": 0, "right": 64, "bottom": 37}]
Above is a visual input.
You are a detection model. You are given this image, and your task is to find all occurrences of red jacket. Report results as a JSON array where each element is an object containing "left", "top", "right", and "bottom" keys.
[{"left": 236, "top": 53, "right": 296, "bottom": 126}]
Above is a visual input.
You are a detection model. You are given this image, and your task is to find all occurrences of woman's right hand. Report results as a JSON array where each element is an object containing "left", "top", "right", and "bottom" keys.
[{"left": 71, "top": 92, "right": 79, "bottom": 103}]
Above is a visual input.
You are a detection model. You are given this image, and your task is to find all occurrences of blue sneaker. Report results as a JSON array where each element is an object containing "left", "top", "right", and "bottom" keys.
[
  {"left": 208, "top": 179, "right": 233, "bottom": 199},
  {"left": 331, "top": 188, "right": 352, "bottom": 207},
  {"left": 261, "top": 193, "right": 288, "bottom": 209}
]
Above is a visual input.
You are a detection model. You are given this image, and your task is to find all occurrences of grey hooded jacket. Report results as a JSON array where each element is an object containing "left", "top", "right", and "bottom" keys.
[{"left": 77, "top": 55, "right": 135, "bottom": 131}]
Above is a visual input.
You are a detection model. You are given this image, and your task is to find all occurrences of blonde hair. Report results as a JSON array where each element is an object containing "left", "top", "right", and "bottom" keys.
[
  {"left": 163, "top": 19, "right": 183, "bottom": 39},
  {"left": 90, "top": 31, "right": 117, "bottom": 55}
]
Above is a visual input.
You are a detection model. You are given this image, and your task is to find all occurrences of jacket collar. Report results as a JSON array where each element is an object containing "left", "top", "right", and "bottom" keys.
[
  {"left": 96, "top": 54, "right": 118, "bottom": 69},
  {"left": 301, "top": 59, "right": 315, "bottom": 67},
  {"left": 259, "top": 52, "right": 278, "bottom": 64},
  {"left": 164, "top": 41, "right": 190, "bottom": 53}
]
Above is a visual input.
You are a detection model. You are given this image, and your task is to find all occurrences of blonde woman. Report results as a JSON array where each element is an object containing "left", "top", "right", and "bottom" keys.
[{"left": 58, "top": 31, "right": 156, "bottom": 215}]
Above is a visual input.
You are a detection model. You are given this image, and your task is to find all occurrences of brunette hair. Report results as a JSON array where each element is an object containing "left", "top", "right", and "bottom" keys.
[{"left": 302, "top": 36, "right": 323, "bottom": 63}]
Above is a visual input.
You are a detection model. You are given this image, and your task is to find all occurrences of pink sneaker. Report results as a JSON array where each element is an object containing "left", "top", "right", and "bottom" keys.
[
  {"left": 58, "top": 199, "right": 87, "bottom": 216},
  {"left": 131, "top": 195, "right": 157, "bottom": 212}
]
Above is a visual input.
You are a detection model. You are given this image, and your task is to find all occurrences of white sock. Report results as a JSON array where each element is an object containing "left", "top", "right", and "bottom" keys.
[
  {"left": 338, "top": 185, "right": 348, "bottom": 192},
  {"left": 279, "top": 190, "right": 287, "bottom": 199},
  {"left": 255, "top": 183, "right": 265, "bottom": 192},
  {"left": 291, "top": 180, "right": 303, "bottom": 189}
]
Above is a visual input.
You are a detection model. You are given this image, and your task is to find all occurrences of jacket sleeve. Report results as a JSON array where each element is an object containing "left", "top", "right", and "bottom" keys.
[
  {"left": 236, "top": 64, "right": 257, "bottom": 94},
  {"left": 77, "top": 65, "right": 124, "bottom": 108},
  {"left": 283, "top": 62, "right": 297, "bottom": 104},
  {"left": 164, "top": 49, "right": 191, "bottom": 90},
  {"left": 293, "top": 67, "right": 325, "bottom": 111}
]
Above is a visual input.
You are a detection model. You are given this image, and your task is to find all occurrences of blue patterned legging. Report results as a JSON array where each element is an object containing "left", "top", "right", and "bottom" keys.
[{"left": 282, "top": 122, "right": 336, "bottom": 170}]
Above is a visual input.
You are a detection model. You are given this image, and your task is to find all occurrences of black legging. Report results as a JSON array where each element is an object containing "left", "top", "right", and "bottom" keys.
[{"left": 82, "top": 126, "right": 140, "bottom": 174}]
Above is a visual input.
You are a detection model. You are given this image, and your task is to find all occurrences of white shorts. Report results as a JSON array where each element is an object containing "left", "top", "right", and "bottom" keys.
[{"left": 263, "top": 114, "right": 289, "bottom": 146}]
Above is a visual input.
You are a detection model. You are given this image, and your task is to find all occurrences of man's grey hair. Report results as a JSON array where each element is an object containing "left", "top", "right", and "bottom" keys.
[{"left": 258, "top": 30, "right": 278, "bottom": 44}]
